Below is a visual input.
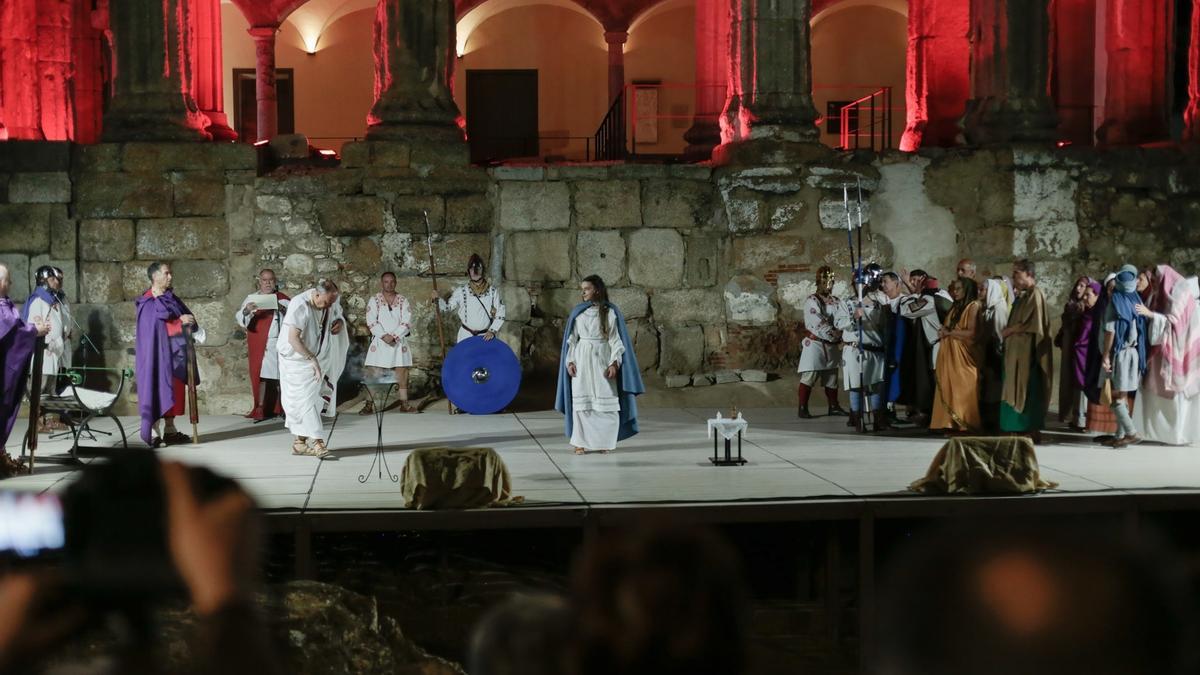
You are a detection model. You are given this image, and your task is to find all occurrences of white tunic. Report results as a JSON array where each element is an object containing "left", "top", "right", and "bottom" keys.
[
  {"left": 567, "top": 306, "right": 625, "bottom": 450},
  {"left": 234, "top": 294, "right": 288, "bottom": 379},
  {"left": 798, "top": 293, "right": 841, "bottom": 373},
  {"left": 25, "top": 296, "right": 72, "bottom": 378},
  {"left": 364, "top": 293, "right": 413, "bottom": 368},
  {"left": 1135, "top": 310, "right": 1200, "bottom": 445},
  {"left": 278, "top": 291, "right": 350, "bottom": 440},
  {"left": 833, "top": 291, "right": 889, "bottom": 389},
  {"left": 437, "top": 283, "right": 505, "bottom": 343}
]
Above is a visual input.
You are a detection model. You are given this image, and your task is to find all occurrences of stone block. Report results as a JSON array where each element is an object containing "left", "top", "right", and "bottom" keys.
[
  {"left": 188, "top": 300, "right": 235, "bottom": 348},
  {"left": 627, "top": 229, "right": 684, "bottom": 288},
  {"left": 136, "top": 218, "right": 228, "bottom": 259},
  {"left": 714, "top": 369, "right": 741, "bottom": 384},
  {"left": 685, "top": 234, "right": 721, "bottom": 288},
  {"left": 492, "top": 166, "right": 545, "bottom": 181},
  {"left": 536, "top": 287, "right": 582, "bottom": 318},
  {"left": 724, "top": 275, "right": 777, "bottom": 325},
  {"left": 391, "top": 195, "right": 445, "bottom": 233},
  {"left": 546, "top": 166, "right": 609, "bottom": 180},
  {"left": 445, "top": 193, "right": 493, "bottom": 233},
  {"left": 270, "top": 134, "right": 310, "bottom": 160},
  {"left": 642, "top": 180, "right": 713, "bottom": 229},
  {"left": 503, "top": 232, "right": 571, "bottom": 283},
  {"left": 610, "top": 287, "right": 648, "bottom": 319},
  {"left": 255, "top": 169, "right": 363, "bottom": 197},
  {"left": 691, "top": 373, "right": 714, "bottom": 386},
  {"left": 739, "top": 369, "right": 768, "bottom": 383},
  {"left": 169, "top": 173, "right": 225, "bottom": 217},
  {"left": 283, "top": 253, "right": 316, "bottom": 277},
  {"left": 652, "top": 288, "right": 723, "bottom": 323},
  {"left": 381, "top": 232, "right": 416, "bottom": 272},
  {"left": 80, "top": 219, "right": 136, "bottom": 262},
  {"left": 50, "top": 208, "right": 76, "bottom": 259},
  {"left": 0, "top": 141, "right": 70, "bottom": 172},
  {"left": 665, "top": 374, "right": 691, "bottom": 388},
  {"left": 498, "top": 181, "right": 570, "bottom": 230},
  {"left": 670, "top": 165, "right": 712, "bottom": 180},
  {"left": 501, "top": 284, "right": 532, "bottom": 323},
  {"left": 658, "top": 323, "right": 704, "bottom": 374},
  {"left": 0, "top": 254, "right": 31, "bottom": 300},
  {"left": 316, "top": 196, "right": 388, "bottom": 236},
  {"left": 0, "top": 205, "right": 52, "bottom": 253},
  {"left": 121, "top": 261, "right": 154, "bottom": 299},
  {"left": 574, "top": 180, "right": 641, "bottom": 229},
  {"left": 171, "top": 260, "right": 230, "bottom": 298},
  {"left": 343, "top": 237, "right": 383, "bottom": 273},
  {"left": 7, "top": 172, "right": 71, "bottom": 203},
  {"left": 72, "top": 144, "right": 123, "bottom": 173},
  {"left": 0, "top": 174, "right": 8, "bottom": 202},
  {"left": 372, "top": 141, "right": 412, "bottom": 168},
  {"left": 75, "top": 172, "right": 173, "bottom": 218},
  {"left": 610, "top": 164, "right": 668, "bottom": 179},
  {"left": 79, "top": 262, "right": 121, "bottom": 304},
  {"left": 121, "top": 142, "right": 227, "bottom": 173},
  {"left": 629, "top": 318, "right": 659, "bottom": 372},
  {"left": 732, "top": 235, "right": 806, "bottom": 275},
  {"left": 410, "top": 233, "right": 491, "bottom": 276},
  {"left": 577, "top": 230, "right": 626, "bottom": 283},
  {"left": 722, "top": 187, "right": 766, "bottom": 233},
  {"left": 226, "top": 186, "right": 255, "bottom": 242}
]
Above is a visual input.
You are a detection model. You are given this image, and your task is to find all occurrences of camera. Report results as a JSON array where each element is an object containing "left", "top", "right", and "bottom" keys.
[{"left": 0, "top": 451, "right": 237, "bottom": 607}]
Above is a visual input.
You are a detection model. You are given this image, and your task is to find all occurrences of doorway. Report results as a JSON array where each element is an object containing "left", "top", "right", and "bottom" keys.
[
  {"left": 466, "top": 69, "right": 538, "bottom": 163},
  {"left": 233, "top": 68, "right": 295, "bottom": 142}
]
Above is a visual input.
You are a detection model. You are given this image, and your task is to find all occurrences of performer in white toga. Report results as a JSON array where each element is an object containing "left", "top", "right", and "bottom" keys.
[{"left": 277, "top": 279, "right": 349, "bottom": 459}]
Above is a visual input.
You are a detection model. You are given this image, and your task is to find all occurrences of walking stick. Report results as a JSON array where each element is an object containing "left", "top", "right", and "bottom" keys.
[
  {"left": 183, "top": 324, "right": 200, "bottom": 444},
  {"left": 24, "top": 336, "right": 46, "bottom": 472},
  {"left": 423, "top": 210, "right": 453, "bottom": 413}
]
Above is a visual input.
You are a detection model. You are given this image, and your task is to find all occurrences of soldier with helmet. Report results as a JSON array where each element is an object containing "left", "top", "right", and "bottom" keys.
[
  {"left": 797, "top": 266, "right": 847, "bottom": 418},
  {"left": 22, "top": 265, "right": 72, "bottom": 433},
  {"left": 833, "top": 263, "right": 891, "bottom": 432}
]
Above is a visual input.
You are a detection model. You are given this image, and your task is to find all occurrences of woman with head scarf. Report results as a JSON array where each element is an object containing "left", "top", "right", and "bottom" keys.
[
  {"left": 1057, "top": 276, "right": 1096, "bottom": 430},
  {"left": 978, "top": 277, "right": 1012, "bottom": 432},
  {"left": 930, "top": 277, "right": 983, "bottom": 432},
  {"left": 1132, "top": 265, "right": 1200, "bottom": 445},
  {"left": 1083, "top": 273, "right": 1125, "bottom": 437},
  {"left": 1099, "top": 266, "right": 1148, "bottom": 447}
]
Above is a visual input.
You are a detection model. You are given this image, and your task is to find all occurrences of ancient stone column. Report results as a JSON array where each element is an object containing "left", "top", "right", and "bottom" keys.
[
  {"left": 605, "top": 30, "right": 628, "bottom": 106},
  {"left": 37, "top": 0, "right": 74, "bottom": 141},
  {"left": 0, "top": 0, "right": 41, "bottom": 139},
  {"left": 1096, "top": 0, "right": 1171, "bottom": 145},
  {"left": 102, "top": 0, "right": 208, "bottom": 141},
  {"left": 249, "top": 26, "right": 279, "bottom": 142},
  {"left": 72, "top": 0, "right": 107, "bottom": 143},
  {"left": 366, "top": 0, "right": 461, "bottom": 141},
  {"left": 900, "top": 0, "right": 970, "bottom": 150},
  {"left": 1186, "top": 0, "right": 1200, "bottom": 142},
  {"left": 962, "top": 0, "right": 1058, "bottom": 144},
  {"left": 684, "top": 0, "right": 729, "bottom": 160},
  {"left": 194, "top": 0, "right": 237, "bottom": 141},
  {"left": 1049, "top": 0, "right": 1097, "bottom": 146},
  {"left": 721, "top": 0, "right": 821, "bottom": 146}
]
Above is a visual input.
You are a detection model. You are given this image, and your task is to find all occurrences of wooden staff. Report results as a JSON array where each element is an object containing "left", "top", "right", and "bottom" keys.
[
  {"left": 24, "top": 335, "right": 46, "bottom": 472},
  {"left": 423, "top": 209, "right": 452, "bottom": 413},
  {"left": 183, "top": 323, "right": 200, "bottom": 444}
]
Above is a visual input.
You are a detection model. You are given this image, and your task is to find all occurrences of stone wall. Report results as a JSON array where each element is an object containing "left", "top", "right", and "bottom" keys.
[{"left": 3, "top": 139, "right": 1199, "bottom": 415}]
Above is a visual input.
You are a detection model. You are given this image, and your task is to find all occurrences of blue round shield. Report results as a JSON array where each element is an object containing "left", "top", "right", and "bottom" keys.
[{"left": 442, "top": 336, "right": 522, "bottom": 414}]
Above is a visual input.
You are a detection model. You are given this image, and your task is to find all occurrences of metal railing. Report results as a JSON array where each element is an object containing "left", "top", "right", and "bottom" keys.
[
  {"left": 593, "top": 91, "right": 627, "bottom": 161},
  {"left": 837, "top": 87, "right": 892, "bottom": 152}
]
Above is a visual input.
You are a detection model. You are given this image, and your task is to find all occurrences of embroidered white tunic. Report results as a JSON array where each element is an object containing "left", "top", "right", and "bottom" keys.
[
  {"left": 437, "top": 284, "right": 505, "bottom": 343},
  {"left": 567, "top": 306, "right": 625, "bottom": 450},
  {"left": 234, "top": 294, "right": 288, "bottom": 379},
  {"left": 364, "top": 293, "right": 413, "bottom": 368},
  {"left": 833, "top": 291, "right": 889, "bottom": 390},
  {"left": 798, "top": 293, "right": 841, "bottom": 373},
  {"left": 24, "top": 296, "right": 72, "bottom": 379}
]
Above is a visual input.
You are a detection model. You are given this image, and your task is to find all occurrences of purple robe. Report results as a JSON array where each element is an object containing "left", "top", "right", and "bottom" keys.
[
  {"left": 0, "top": 298, "right": 39, "bottom": 450},
  {"left": 134, "top": 290, "right": 197, "bottom": 445}
]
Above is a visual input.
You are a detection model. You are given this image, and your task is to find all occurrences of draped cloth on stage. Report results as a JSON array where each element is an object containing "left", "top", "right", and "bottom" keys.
[
  {"left": 0, "top": 298, "right": 38, "bottom": 449},
  {"left": 134, "top": 290, "right": 199, "bottom": 446},
  {"left": 277, "top": 290, "right": 349, "bottom": 440},
  {"left": 400, "top": 447, "right": 521, "bottom": 509},
  {"left": 555, "top": 302, "right": 644, "bottom": 443},
  {"left": 909, "top": 436, "right": 1059, "bottom": 494},
  {"left": 1001, "top": 286, "right": 1053, "bottom": 431}
]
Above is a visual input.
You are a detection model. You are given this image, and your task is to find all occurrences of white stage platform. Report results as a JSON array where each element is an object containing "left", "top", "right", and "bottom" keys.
[{"left": 6, "top": 407, "right": 1200, "bottom": 517}]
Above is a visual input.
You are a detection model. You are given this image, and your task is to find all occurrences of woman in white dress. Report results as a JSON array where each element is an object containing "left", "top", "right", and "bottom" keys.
[
  {"left": 362, "top": 272, "right": 415, "bottom": 413},
  {"left": 556, "top": 275, "right": 643, "bottom": 455},
  {"left": 1134, "top": 265, "right": 1200, "bottom": 445}
]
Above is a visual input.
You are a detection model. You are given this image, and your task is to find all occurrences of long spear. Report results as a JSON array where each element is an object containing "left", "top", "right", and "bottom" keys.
[
  {"left": 843, "top": 185, "right": 868, "bottom": 432},
  {"left": 183, "top": 323, "right": 200, "bottom": 444},
  {"left": 855, "top": 178, "right": 871, "bottom": 429},
  {"left": 423, "top": 210, "right": 452, "bottom": 414}
]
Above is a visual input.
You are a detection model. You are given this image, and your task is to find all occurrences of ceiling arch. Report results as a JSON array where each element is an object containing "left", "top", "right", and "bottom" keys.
[
  {"left": 456, "top": 0, "right": 604, "bottom": 56},
  {"left": 812, "top": 0, "right": 907, "bottom": 26}
]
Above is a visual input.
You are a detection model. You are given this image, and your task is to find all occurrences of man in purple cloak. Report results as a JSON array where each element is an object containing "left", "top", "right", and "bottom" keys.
[
  {"left": 135, "top": 262, "right": 206, "bottom": 447},
  {"left": 0, "top": 263, "right": 50, "bottom": 478}
]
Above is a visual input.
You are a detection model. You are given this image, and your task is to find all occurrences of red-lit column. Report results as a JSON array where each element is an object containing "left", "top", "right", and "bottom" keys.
[
  {"left": 194, "top": 0, "right": 237, "bottom": 141},
  {"left": 1186, "top": 0, "right": 1200, "bottom": 142},
  {"left": 605, "top": 30, "right": 628, "bottom": 106},
  {"left": 721, "top": 0, "right": 821, "bottom": 146},
  {"left": 963, "top": 0, "right": 1057, "bottom": 144},
  {"left": 366, "top": 0, "right": 461, "bottom": 140},
  {"left": 900, "top": 0, "right": 969, "bottom": 151},
  {"left": 1050, "top": 0, "right": 1096, "bottom": 146},
  {"left": 102, "top": 0, "right": 208, "bottom": 141},
  {"left": 684, "top": 0, "right": 729, "bottom": 160},
  {"left": 248, "top": 26, "right": 278, "bottom": 142},
  {"left": 0, "top": 0, "right": 40, "bottom": 139},
  {"left": 37, "top": 0, "right": 74, "bottom": 141},
  {"left": 72, "top": 0, "right": 106, "bottom": 143},
  {"left": 1096, "top": 0, "right": 1170, "bottom": 145}
]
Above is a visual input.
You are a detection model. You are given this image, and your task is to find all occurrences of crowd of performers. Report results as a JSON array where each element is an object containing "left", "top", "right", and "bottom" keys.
[{"left": 798, "top": 258, "right": 1200, "bottom": 447}]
